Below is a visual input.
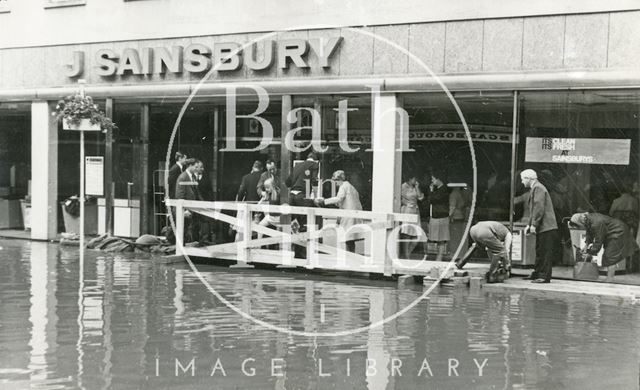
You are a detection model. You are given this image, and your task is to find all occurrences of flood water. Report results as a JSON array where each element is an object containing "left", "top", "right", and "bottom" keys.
[{"left": 0, "top": 239, "right": 639, "bottom": 389}]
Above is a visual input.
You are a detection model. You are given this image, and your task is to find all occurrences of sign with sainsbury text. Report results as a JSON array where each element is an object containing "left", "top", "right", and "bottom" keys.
[{"left": 525, "top": 137, "right": 631, "bottom": 165}]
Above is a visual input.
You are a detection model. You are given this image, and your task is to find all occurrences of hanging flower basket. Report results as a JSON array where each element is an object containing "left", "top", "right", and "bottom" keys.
[
  {"left": 62, "top": 118, "right": 102, "bottom": 131},
  {"left": 53, "top": 92, "right": 117, "bottom": 133}
]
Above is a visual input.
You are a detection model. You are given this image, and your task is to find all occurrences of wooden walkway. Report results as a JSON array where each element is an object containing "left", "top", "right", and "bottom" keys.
[{"left": 165, "top": 199, "right": 485, "bottom": 277}]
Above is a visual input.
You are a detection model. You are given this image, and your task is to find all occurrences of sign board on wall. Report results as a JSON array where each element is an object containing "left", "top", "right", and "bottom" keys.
[
  {"left": 321, "top": 129, "right": 513, "bottom": 144},
  {"left": 85, "top": 156, "right": 104, "bottom": 196},
  {"left": 525, "top": 137, "right": 631, "bottom": 165}
]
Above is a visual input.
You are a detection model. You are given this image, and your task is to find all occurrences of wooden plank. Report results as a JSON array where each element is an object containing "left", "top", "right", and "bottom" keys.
[
  {"left": 175, "top": 202, "right": 185, "bottom": 255},
  {"left": 238, "top": 203, "right": 251, "bottom": 265},
  {"left": 166, "top": 199, "right": 419, "bottom": 223},
  {"left": 140, "top": 103, "right": 150, "bottom": 234},
  {"left": 306, "top": 208, "right": 317, "bottom": 269},
  {"left": 104, "top": 97, "right": 114, "bottom": 235}
]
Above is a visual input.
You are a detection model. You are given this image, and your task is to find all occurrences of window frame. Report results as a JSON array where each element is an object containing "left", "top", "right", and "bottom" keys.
[{"left": 44, "top": 0, "right": 86, "bottom": 9}]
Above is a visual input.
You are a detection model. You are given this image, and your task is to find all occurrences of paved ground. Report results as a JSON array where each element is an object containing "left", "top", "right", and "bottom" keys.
[{"left": 482, "top": 277, "right": 640, "bottom": 305}]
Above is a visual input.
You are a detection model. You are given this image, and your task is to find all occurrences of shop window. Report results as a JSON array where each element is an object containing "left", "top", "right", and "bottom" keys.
[
  {"left": 291, "top": 95, "right": 373, "bottom": 210},
  {"left": 111, "top": 103, "right": 141, "bottom": 200},
  {"left": 517, "top": 90, "right": 640, "bottom": 269},
  {"left": 0, "top": 102, "right": 31, "bottom": 199},
  {"left": 401, "top": 91, "right": 515, "bottom": 259},
  {"left": 218, "top": 98, "right": 283, "bottom": 202}
]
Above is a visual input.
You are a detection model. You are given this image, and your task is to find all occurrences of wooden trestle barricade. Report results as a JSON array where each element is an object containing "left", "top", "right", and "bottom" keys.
[{"left": 165, "top": 199, "right": 423, "bottom": 276}]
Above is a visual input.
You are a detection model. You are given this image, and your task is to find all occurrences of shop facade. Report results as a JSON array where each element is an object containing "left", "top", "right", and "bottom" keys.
[{"left": 1, "top": 4, "right": 640, "bottom": 279}]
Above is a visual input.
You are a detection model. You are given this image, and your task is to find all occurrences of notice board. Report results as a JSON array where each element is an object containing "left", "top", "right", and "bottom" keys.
[
  {"left": 525, "top": 137, "right": 630, "bottom": 165},
  {"left": 85, "top": 156, "right": 104, "bottom": 196}
]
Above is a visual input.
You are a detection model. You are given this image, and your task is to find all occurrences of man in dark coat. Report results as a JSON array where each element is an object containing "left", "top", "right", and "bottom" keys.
[
  {"left": 236, "top": 160, "right": 263, "bottom": 202},
  {"left": 521, "top": 169, "right": 559, "bottom": 283},
  {"left": 285, "top": 152, "right": 319, "bottom": 207},
  {"left": 256, "top": 159, "right": 281, "bottom": 199},
  {"left": 175, "top": 159, "right": 204, "bottom": 243},
  {"left": 570, "top": 212, "right": 639, "bottom": 280},
  {"left": 285, "top": 152, "right": 320, "bottom": 233},
  {"left": 167, "top": 151, "right": 188, "bottom": 200}
]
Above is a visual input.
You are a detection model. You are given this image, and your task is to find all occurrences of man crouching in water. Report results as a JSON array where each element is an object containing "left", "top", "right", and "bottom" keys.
[{"left": 469, "top": 221, "right": 512, "bottom": 283}]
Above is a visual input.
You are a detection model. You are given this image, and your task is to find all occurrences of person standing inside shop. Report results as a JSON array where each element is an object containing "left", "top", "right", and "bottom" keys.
[
  {"left": 257, "top": 158, "right": 281, "bottom": 199},
  {"left": 429, "top": 170, "right": 451, "bottom": 262},
  {"left": 521, "top": 168, "right": 559, "bottom": 283},
  {"left": 167, "top": 151, "right": 188, "bottom": 201},
  {"left": 285, "top": 152, "right": 320, "bottom": 231},
  {"left": 609, "top": 180, "right": 639, "bottom": 236},
  {"left": 236, "top": 160, "right": 264, "bottom": 202},
  {"left": 233, "top": 160, "right": 264, "bottom": 242},
  {"left": 195, "top": 161, "right": 213, "bottom": 244},
  {"left": 175, "top": 159, "right": 204, "bottom": 243},
  {"left": 399, "top": 172, "right": 424, "bottom": 258},
  {"left": 257, "top": 178, "right": 281, "bottom": 241}
]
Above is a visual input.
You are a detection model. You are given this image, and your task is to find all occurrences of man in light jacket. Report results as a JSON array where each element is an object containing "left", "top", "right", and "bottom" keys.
[
  {"left": 521, "top": 169, "right": 559, "bottom": 283},
  {"left": 315, "top": 170, "right": 363, "bottom": 252}
]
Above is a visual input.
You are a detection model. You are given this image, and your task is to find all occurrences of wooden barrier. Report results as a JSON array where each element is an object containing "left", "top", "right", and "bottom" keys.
[{"left": 165, "top": 199, "right": 489, "bottom": 277}]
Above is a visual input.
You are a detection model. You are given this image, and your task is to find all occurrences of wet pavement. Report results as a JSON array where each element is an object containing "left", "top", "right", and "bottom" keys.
[{"left": 0, "top": 238, "right": 639, "bottom": 389}]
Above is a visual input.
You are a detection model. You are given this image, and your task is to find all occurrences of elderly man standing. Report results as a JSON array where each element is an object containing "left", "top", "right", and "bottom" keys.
[
  {"left": 520, "top": 168, "right": 559, "bottom": 283},
  {"left": 315, "top": 170, "right": 363, "bottom": 252}
]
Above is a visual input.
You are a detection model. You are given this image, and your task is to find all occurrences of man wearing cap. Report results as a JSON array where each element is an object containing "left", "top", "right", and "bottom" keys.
[
  {"left": 520, "top": 168, "right": 559, "bottom": 283},
  {"left": 468, "top": 221, "right": 512, "bottom": 283},
  {"left": 315, "top": 170, "right": 363, "bottom": 252}
]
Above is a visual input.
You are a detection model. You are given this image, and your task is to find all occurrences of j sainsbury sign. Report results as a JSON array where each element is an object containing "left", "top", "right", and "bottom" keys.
[{"left": 65, "top": 38, "right": 343, "bottom": 78}]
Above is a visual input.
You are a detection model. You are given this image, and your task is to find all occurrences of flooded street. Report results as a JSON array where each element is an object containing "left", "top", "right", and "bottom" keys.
[{"left": 0, "top": 238, "right": 638, "bottom": 389}]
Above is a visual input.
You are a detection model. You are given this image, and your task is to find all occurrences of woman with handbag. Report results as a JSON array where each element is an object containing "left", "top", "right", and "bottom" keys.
[{"left": 570, "top": 212, "right": 639, "bottom": 281}]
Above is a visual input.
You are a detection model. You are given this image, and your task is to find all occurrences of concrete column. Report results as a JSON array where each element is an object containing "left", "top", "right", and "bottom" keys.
[
  {"left": 31, "top": 101, "right": 58, "bottom": 240},
  {"left": 371, "top": 93, "right": 402, "bottom": 214},
  {"left": 370, "top": 93, "right": 403, "bottom": 273}
]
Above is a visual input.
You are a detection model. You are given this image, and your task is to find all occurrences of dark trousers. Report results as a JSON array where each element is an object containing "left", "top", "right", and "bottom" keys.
[
  {"left": 533, "top": 229, "right": 559, "bottom": 282},
  {"left": 289, "top": 192, "right": 317, "bottom": 230}
]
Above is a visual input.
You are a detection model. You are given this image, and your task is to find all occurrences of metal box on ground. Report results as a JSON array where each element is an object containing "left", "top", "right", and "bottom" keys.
[{"left": 509, "top": 223, "right": 536, "bottom": 267}]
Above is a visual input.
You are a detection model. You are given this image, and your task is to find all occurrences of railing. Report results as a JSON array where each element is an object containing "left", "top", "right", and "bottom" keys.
[{"left": 165, "top": 199, "right": 420, "bottom": 275}]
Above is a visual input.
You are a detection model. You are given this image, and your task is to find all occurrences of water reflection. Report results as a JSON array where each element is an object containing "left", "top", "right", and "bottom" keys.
[{"left": 0, "top": 238, "right": 638, "bottom": 389}]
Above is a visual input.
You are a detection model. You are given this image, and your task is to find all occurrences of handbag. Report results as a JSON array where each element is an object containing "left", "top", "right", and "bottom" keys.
[{"left": 573, "top": 260, "right": 599, "bottom": 280}]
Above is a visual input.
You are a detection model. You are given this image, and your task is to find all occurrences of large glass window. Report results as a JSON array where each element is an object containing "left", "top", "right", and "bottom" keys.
[
  {"left": 517, "top": 90, "right": 640, "bottom": 272},
  {"left": 112, "top": 103, "right": 141, "bottom": 200},
  {"left": 401, "top": 92, "right": 514, "bottom": 258},
  {"left": 0, "top": 102, "right": 30, "bottom": 229},
  {"left": 291, "top": 94, "right": 373, "bottom": 210}
]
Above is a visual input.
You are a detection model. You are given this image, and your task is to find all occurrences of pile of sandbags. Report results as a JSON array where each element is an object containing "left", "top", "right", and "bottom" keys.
[{"left": 85, "top": 234, "right": 175, "bottom": 253}]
